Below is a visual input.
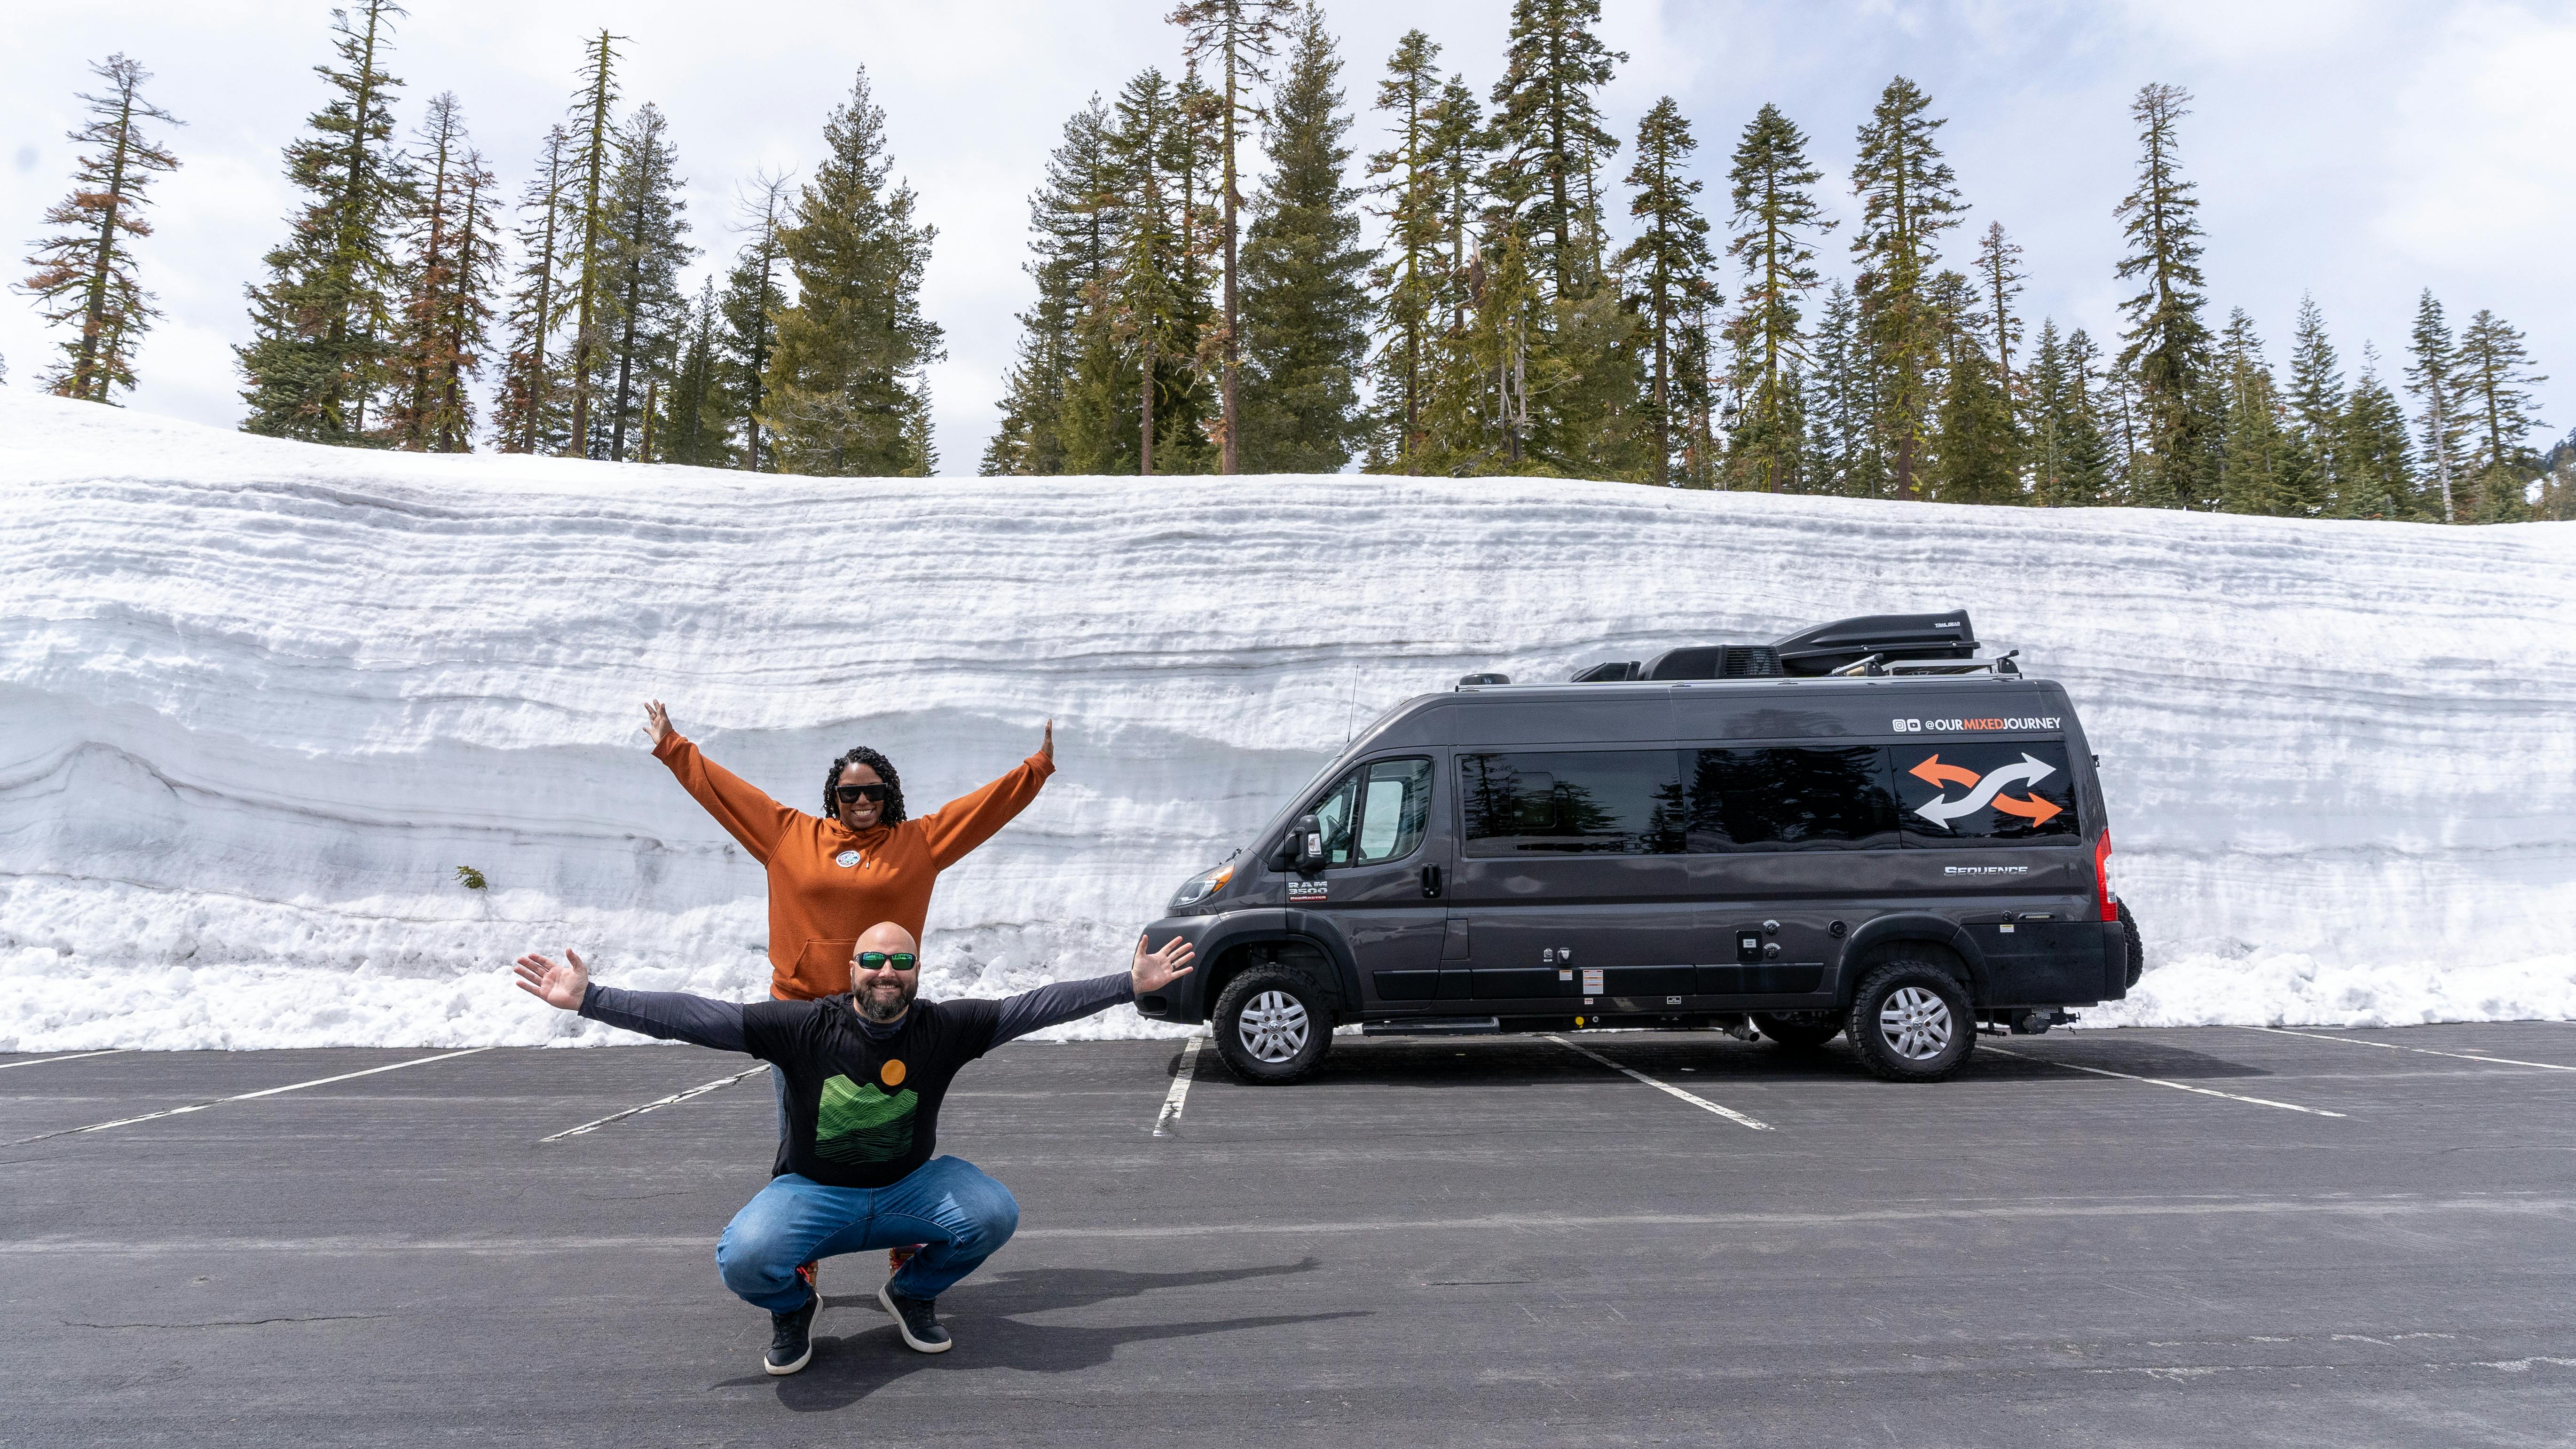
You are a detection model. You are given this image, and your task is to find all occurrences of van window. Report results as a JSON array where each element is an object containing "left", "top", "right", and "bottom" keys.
[
  {"left": 1460, "top": 750, "right": 1685, "bottom": 856},
  {"left": 1686, "top": 747, "right": 1899, "bottom": 850},
  {"left": 1309, "top": 767, "right": 1361, "bottom": 867},
  {"left": 1353, "top": 758, "right": 1434, "bottom": 864},
  {"left": 1889, "top": 740, "right": 2080, "bottom": 843}
]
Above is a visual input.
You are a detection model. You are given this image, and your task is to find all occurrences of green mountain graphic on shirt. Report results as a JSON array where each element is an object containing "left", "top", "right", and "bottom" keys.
[{"left": 813, "top": 1073, "right": 918, "bottom": 1163}]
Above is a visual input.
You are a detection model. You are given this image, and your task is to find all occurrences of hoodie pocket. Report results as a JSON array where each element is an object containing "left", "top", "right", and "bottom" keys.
[{"left": 791, "top": 939, "right": 859, "bottom": 992}]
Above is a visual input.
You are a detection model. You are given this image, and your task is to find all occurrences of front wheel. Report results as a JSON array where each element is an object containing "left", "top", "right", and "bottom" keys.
[
  {"left": 1845, "top": 960, "right": 1976, "bottom": 1082},
  {"left": 1210, "top": 966, "right": 1333, "bottom": 1084}
]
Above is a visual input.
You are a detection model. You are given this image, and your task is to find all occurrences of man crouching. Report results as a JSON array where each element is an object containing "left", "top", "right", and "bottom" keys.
[{"left": 513, "top": 921, "right": 1194, "bottom": 1375}]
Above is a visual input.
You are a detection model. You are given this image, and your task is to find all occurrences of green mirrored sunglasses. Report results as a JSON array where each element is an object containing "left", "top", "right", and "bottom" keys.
[{"left": 856, "top": 951, "right": 918, "bottom": 971}]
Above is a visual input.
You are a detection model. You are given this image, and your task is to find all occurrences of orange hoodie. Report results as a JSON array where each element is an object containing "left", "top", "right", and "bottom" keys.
[{"left": 653, "top": 733, "right": 1055, "bottom": 1000}]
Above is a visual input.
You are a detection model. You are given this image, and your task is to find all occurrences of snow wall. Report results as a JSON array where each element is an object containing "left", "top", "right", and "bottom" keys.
[{"left": 3, "top": 391, "right": 2573, "bottom": 1050}]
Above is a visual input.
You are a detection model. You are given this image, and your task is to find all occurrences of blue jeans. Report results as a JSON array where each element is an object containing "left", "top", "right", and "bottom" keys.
[{"left": 716, "top": 1157, "right": 1020, "bottom": 1313}]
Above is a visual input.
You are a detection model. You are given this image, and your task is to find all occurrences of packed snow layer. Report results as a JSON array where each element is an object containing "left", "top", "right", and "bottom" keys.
[{"left": 3, "top": 391, "right": 2572, "bottom": 1050}]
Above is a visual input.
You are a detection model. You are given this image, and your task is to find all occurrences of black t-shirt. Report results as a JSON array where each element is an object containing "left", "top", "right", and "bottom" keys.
[
  {"left": 743, "top": 996, "right": 1000, "bottom": 1189},
  {"left": 575, "top": 970, "right": 1133, "bottom": 1189}
]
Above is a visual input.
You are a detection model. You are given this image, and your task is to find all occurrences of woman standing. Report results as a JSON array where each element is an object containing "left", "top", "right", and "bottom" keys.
[{"left": 642, "top": 700, "right": 1056, "bottom": 1002}]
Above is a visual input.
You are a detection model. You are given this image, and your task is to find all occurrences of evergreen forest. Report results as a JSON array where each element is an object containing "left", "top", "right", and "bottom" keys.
[{"left": 11, "top": 2, "right": 2570, "bottom": 521}]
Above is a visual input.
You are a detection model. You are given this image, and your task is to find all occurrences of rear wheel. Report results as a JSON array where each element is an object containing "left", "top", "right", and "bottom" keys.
[
  {"left": 1845, "top": 960, "right": 1976, "bottom": 1082},
  {"left": 2119, "top": 902, "right": 2144, "bottom": 990},
  {"left": 1210, "top": 966, "right": 1333, "bottom": 1084},
  {"left": 1751, "top": 1012, "right": 1841, "bottom": 1050}
]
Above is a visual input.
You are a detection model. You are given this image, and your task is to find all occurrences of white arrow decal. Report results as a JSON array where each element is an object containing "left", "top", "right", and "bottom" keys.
[{"left": 1914, "top": 752, "right": 2056, "bottom": 830}]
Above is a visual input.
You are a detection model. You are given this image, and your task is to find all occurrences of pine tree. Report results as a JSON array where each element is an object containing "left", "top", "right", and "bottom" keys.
[
  {"left": 2280, "top": 293, "right": 2342, "bottom": 517},
  {"left": 2402, "top": 290, "right": 2468, "bottom": 522},
  {"left": 1717, "top": 102, "right": 1826, "bottom": 492},
  {"left": 986, "top": 101, "right": 1119, "bottom": 475},
  {"left": 720, "top": 170, "right": 793, "bottom": 472},
  {"left": 563, "top": 30, "right": 624, "bottom": 455},
  {"left": 1363, "top": 30, "right": 1446, "bottom": 473},
  {"left": 17, "top": 55, "right": 182, "bottom": 403},
  {"left": 2058, "top": 327, "right": 2115, "bottom": 506},
  {"left": 2340, "top": 343, "right": 2420, "bottom": 520},
  {"left": 1929, "top": 268, "right": 2016, "bottom": 505},
  {"left": 236, "top": 0, "right": 413, "bottom": 443},
  {"left": 762, "top": 67, "right": 945, "bottom": 476},
  {"left": 1849, "top": 77, "right": 1964, "bottom": 499},
  {"left": 2455, "top": 307, "right": 2546, "bottom": 522},
  {"left": 1485, "top": 0, "right": 1626, "bottom": 299},
  {"left": 2113, "top": 83, "right": 2217, "bottom": 509},
  {"left": 598, "top": 102, "right": 692, "bottom": 461},
  {"left": 494, "top": 126, "right": 573, "bottom": 454},
  {"left": 385, "top": 94, "right": 497, "bottom": 451},
  {"left": 1236, "top": 5, "right": 1371, "bottom": 472},
  {"left": 1408, "top": 72, "right": 1495, "bottom": 472},
  {"left": 655, "top": 278, "right": 735, "bottom": 466},
  {"left": 1802, "top": 278, "right": 1882, "bottom": 497},
  {"left": 2214, "top": 309, "right": 2289, "bottom": 515},
  {"left": 1972, "top": 221, "right": 2026, "bottom": 413},
  {"left": 1169, "top": 0, "right": 1298, "bottom": 475},
  {"left": 1098, "top": 68, "right": 1218, "bottom": 474}
]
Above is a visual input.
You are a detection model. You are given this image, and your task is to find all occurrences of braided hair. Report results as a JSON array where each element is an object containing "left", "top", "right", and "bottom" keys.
[{"left": 823, "top": 746, "right": 908, "bottom": 826}]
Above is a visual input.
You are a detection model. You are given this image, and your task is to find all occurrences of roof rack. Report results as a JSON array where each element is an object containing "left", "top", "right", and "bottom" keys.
[{"left": 1554, "top": 610, "right": 1985, "bottom": 685}]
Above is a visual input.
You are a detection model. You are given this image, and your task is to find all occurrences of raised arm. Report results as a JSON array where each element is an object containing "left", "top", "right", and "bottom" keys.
[
  {"left": 646, "top": 701, "right": 800, "bottom": 865},
  {"left": 514, "top": 949, "right": 751, "bottom": 1053},
  {"left": 918, "top": 720, "right": 1057, "bottom": 870},
  {"left": 989, "top": 935, "right": 1195, "bottom": 1047}
]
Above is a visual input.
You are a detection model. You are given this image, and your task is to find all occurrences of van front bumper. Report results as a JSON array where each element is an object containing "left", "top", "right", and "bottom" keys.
[{"left": 1133, "top": 915, "right": 1218, "bottom": 1023}]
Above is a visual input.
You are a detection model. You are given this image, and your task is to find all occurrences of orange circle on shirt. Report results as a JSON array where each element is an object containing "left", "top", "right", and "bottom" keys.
[{"left": 880, "top": 1060, "right": 906, "bottom": 1088}]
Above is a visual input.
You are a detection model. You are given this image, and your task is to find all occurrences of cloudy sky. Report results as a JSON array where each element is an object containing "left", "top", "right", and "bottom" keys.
[{"left": 5, "top": 0, "right": 2568, "bottom": 472}]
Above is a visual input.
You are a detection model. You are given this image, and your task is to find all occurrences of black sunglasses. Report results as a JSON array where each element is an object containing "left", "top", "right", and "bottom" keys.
[
  {"left": 834, "top": 783, "right": 891, "bottom": 805},
  {"left": 856, "top": 951, "right": 918, "bottom": 971}
]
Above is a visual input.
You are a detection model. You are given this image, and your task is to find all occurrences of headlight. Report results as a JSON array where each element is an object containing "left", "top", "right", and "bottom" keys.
[{"left": 1169, "top": 862, "right": 1236, "bottom": 912}]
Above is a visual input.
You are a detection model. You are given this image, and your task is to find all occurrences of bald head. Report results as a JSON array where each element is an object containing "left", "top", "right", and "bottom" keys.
[
  {"left": 855, "top": 921, "right": 917, "bottom": 957},
  {"left": 850, "top": 922, "right": 921, "bottom": 1024}
]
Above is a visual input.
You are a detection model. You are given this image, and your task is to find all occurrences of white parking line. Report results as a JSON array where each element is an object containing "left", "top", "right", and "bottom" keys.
[
  {"left": 541, "top": 1063, "right": 771, "bottom": 1143},
  {"left": 2236, "top": 1025, "right": 2576, "bottom": 1072},
  {"left": 0, "top": 1050, "right": 126, "bottom": 1072},
  {"left": 6, "top": 1048, "right": 495, "bottom": 1146},
  {"left": 1544, "top": 1035, "right": 1773, "bottom": 1130},
  {"left": 1983, "top": 1044, "right": 2347, "bottom": 1117},
  {"left": 1152, "top": 1034, "right": 1204, "bottom": 1137}
]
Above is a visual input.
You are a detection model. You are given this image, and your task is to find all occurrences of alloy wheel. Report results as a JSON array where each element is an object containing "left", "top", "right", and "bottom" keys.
[
  {"left": 1236, "top": 990, "right": 1311, "bottom": 1063},
  {"left": 1877, "top": 985, "right": 1954, "bottom": 1060}
]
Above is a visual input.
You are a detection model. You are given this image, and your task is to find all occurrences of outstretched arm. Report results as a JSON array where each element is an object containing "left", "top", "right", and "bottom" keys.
[
  {"left": 514, "top": 949, "right": 752, "bottom": 1053},
  {"left": 918, "top": 719, "right": 1057, "bottom": 870},
  {"left": 989, "top": 936, "right": 1195, "bottom": 1046},
  {"left": 643, "top": 700, "right": 800, "bottom": 866}
]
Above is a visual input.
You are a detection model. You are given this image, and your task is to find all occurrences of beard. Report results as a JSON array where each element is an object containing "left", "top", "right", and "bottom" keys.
[{"left": 856, "top": 976, "right": 917, "bottom": 1024}]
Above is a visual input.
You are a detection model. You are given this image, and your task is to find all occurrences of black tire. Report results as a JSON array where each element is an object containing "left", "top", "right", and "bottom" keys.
[
  {"left": 2119, "top": 901, "right": 2144, "bottom": 990},
  {"left": 1844, "top": 959, "right": 1976, "bottom": 1082},
  {"left": 1751, "top": 1012, "right": 1841, "bottom": 1050},
  {"left": 1210, "top": 966, "right": 1333, "bottom": 1084}
]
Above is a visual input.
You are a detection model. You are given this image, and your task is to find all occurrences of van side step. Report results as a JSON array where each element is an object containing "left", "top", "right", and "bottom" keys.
[{"left": 1362, "top": 1017, "right": 1502, "bottom": 1037}]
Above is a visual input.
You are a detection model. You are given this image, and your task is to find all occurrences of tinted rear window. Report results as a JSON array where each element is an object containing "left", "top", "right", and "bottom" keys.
[
  {"left": 1889, "top": 740, "right": 2081, "bottom": 843},
  {"left": 1460, "top": 750, "right": 1684, "bottom": 856},
  {"left": 1686, "top": 747, "right": 1899, "bottom": 850}
]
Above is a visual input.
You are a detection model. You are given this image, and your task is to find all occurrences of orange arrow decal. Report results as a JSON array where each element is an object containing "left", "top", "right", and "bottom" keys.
[
  {"left": 1908, "top": 754, "right": 1982, "bottom": 790},
  {"left": 1992, "top": 792, "right": 2062, "bottom": 824}
]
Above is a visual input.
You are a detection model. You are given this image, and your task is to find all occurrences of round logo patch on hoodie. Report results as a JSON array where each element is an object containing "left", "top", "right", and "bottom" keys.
[{"left": 834, "top": 850, "right": 861, "bottom": 868}]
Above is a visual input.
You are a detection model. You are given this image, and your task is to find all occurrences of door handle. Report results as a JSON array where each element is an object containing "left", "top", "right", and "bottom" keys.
[{"left": 1420, "top": 864, "right": 1442, "bottom": 899}]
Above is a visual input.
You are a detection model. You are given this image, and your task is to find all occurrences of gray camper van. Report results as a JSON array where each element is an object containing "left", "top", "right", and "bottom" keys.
[{"left": 1134, "top": 612, "right": 2141, "bottom": 1084}]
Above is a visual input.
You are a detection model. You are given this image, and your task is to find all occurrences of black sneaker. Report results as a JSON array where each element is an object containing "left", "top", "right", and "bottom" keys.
[
  {"left": 877, "top": 1279, "right": 952, "bottom": 1354},
  {"left": 764, "top": 1289, "right": 821, "bottom": 1376}
]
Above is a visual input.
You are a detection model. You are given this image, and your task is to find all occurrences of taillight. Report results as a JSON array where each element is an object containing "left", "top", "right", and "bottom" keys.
[{"left": 2095, "top": 831, "right": 2118, "bottom": 921}]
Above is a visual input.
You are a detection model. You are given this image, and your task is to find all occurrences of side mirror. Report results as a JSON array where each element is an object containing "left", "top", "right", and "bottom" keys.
[{"left": 1290, "top": 813, "right": 1326, "bottom": 874}]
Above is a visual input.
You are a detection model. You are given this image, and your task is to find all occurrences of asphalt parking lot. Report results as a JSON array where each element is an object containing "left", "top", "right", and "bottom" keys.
[{"left": 5, "top": 1022, "right": 2574, "bottom": 1448}]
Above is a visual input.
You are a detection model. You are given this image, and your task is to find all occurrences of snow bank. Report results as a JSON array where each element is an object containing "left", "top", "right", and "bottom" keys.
[{"left": 3, "top": 391, "right": 2572, "bottom": 1049}]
